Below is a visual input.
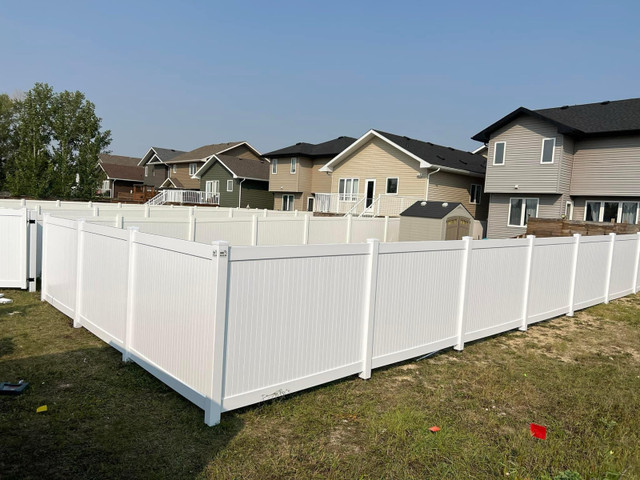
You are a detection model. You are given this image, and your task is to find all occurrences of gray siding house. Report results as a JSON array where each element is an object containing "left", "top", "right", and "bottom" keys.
[{"left": 472, "top": 98, "right": 640, "bottom": 238}]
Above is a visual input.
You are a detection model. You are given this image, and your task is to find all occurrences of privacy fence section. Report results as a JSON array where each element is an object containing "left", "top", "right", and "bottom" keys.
[
  {"left": 0, "top": 208, "right": 29, "bottom": 289},
  {"left": 39, "top": 215, "right": 640, "bottom": 426}
]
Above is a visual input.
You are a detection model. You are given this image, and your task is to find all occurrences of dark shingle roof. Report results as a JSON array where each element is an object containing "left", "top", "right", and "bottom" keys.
[
  {"left": 400, "top": 201, "right": 468, "bottom": 219},
  {"left": 100, "top": 163, "right": 144, "bottom": 182},
  {"left": 98, "top": 154, "right": 139, "bottom": 167},
  {"left": 216, "top": 154, "right": 270, "bottom": 181},
  {"left": 168, "top": 142, "right": 245, "bottom": 163},
  {"left": 263, "top": 136, "right": 357, "bottom": 158},
  {"left": 152, "top": 147, "right": 186, "bottom": 162},
  {"left": 472, "top": 98, "right": 640, "bottom": 143},
  {"left": 374, "top": 130, "right": 486, "bottom": 175}
]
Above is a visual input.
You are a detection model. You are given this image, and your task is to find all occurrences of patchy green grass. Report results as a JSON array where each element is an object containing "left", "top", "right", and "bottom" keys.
[{"left": 1, "top": 289, "right": 639, "bottom": 479}]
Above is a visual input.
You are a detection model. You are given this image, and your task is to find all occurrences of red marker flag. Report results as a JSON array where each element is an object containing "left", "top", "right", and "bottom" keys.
[{"left": 530, "top": 423, "right": 547, "bottom": 439}]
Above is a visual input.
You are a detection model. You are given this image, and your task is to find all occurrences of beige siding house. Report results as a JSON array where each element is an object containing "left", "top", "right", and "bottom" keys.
[
  {"left": 472, "top": 98, "right": 640, "bottom": 238},
  {"left": 264, "top": 136, "right": 357, "bottom": 211},
  {"left": 319, "top": 130, "right": 488, "bottom": 220}
]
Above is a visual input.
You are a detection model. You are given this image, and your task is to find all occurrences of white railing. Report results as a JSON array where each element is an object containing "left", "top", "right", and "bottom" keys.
[
  {"left": 314, "top": 193, "right": 423, "bottom": 217},
  {"left": 40, "top": 216, "right": 640, "bottom": 427},
  {"left": 146, "top": 190, "right": 220, "bottom": 206}
]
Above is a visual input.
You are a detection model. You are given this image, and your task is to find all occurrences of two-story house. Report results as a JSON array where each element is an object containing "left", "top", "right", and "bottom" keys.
[
  {"left": 138, "top": 147, "right": 186, "bottom": 189},
  {"left": 263, "top": 136, "right": 357, "bottom": 211},
  {"left": 98, "top": 154, "right": 144, "bottom": 198},
  {"left": 157, "top": 142, "right": 263, "bottom": 191},
  {"left": 472, "top": 98, "right": 640, "bottom": 238},
  {"left": 318, "top": 130, "right": 489, "bottom": 219}
]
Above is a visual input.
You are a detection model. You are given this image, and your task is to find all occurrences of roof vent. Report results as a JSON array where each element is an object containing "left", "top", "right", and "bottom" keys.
[
  {"left": 601, "top": 100, "right": 610, "bottom": 105},
  {"left": 560, "top": 105, "right": 569, "bottom": 110},
  {"left": 442, "top": 202, "right": 448, "bottom": 207},
  {"left": 420, "top": 201, "right": 427, "bottom": 206}
]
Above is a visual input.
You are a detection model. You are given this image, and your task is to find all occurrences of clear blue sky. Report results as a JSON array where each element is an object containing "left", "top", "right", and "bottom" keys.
[{"left": 2, "top": 1, "right": 639, "bottom": 157}]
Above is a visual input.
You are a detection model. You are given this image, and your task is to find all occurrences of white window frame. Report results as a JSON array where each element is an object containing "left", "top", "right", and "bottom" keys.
[
  {"left": 385, "top": 177, "right": 399, "bottom": 195},
  {"left": 189, "top": 163, "right": 198, "bottom": 176},
  {"left": 470, "top": 184, "right": 482, "bottom": 204},
  {"left": 206, "top": 180, "right": 220, "bottom": 194},
  {"left": 282, "top": 194, "right": 295, "bottom": 211},
  {"left": 144, "top": 166, "right": 148, "bottom": 177},
  {"left": 272, "top": 158, "right": 278, "bottom": 174},
  {"left": 101, "top": 180, "right": 110, "bottom": 191},
  {"left": 338, "top": 178, "right": 359, "bottom": 202},
  {"left": 493, "top": 141, "right": 506, "bottom": 166},
  {"left": 507, "top": 197, "right": 539, "bottom": 227},
  {"left": 227, "top": 179, "right": 234, "bottom": 192},
  {"left": 290, "top": 157, "right": 297, "bottom": 174},
  {"left": 173, "top": 165, "right": 177, "bottom": 174},
  {"left": 583, "top": 200, "right": 640, "bottom": 224},
  {"left": 540, "top": 137, "right": 556, "bottom": 164},
  {"left": 565, "top": 200, "right": 574, "bottom": 220}
]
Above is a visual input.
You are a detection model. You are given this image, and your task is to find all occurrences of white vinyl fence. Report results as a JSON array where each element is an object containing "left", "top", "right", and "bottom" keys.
[
  {"left": 40, "top": 215, "right": 640, "bottom": 426},
  {"left": 0, "top": 208, "right": 37, "bottom": 291}
]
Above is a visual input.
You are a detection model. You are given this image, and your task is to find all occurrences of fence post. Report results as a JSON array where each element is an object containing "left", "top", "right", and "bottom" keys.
[
  {"left": 40, "top": 214, "right": 49, "bottom": 302},
  {"left": 144, "top": 204, "right": 150, "bottom": 218},
  {"left": 93, "top": 206, "right": 99, "bottom": 217},
  {"left": 346, "top": 214, "right": 352, "bottom": 244},
  {"left": 88, "top": 201, "right": 92, "bottom": 209},
  {"left": 123, "top": 227, "right": 139, "bottom": 362},
  {"left": 633, "top": 232, "right": 640, "bottom": 294},
  {"left": 228, "top": 208, "right": 233, "bottom": 219},
  {"left": 360, "top": 238, "right": 380, "bottom": 379},
  {"left": 56, "top": 200, "right": 61, "bottom": 207},
  {"left": 21, "top": 198, "right": 26, "bottom": 207},
  {"left": 519, "top": 235, "right": 535, "bottom": 331},
  {"left": 115, "top": 215, "right": 124, "bottom": 228},
  {"left": 303, "top": 214, "right": 310, "bottom": 245},
  {"left": 567, "top": 234, "right": 581, "bottom": 316},
  {"left": 27, "top": 210, "right": 38, "bottom": 292},
  {"left": 454, "top": 236, "right": 473, "bottom": 351},
  {"left": 118, "top": 202, "right": 122, "bottom": 209},
  {"left": 251, "top": 215, "right": 258, "bottom": 246},
  {"left": 73, "top": 220, "right": 86, "bottom": 328},
  {"left": 383, "top": 216, "right": 389, "bottom": 242},
  {"left": 604, "top": 232, "right": 616, "bottom": 304},
  {"left": 188, "top": 214, "right": 196, "bottom": 241},
  {"left": 263, "top": 209, "right": 268, "bottom": 218},
  {"left": 205, "top": 241, "right": 230, "bottom": 426}
]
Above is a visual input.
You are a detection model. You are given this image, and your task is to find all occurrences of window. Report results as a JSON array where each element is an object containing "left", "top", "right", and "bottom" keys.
[
  {"left": 585, "top": 200, "right": 639, "bottom": 224},
  {"left": 144, "top": 166, "right": 149, "bottom": 177},
  {"left": 385, "top": 177, "right": 399, "bottom": 195},
  {"left": 282, "top": 194, "right": 295, "bottom": 211},
  {"left": 338, "top": 178, "right": 359, "bottom": 201},
  {"left": 101, "top": 180, "right": 110, "bottom": 191},
  {"left": 508, "top": 198, "right": 539, "bottom": 227},
  {"left": 470, "top": 184, "right": 483, "bottom": 204},
  {"left": 206, "top": 180, "right": 219, "bottom": 194},
  {"left": 565, "top": 201, "right": 573, "bottom": 220},
  {"left": 493, "top": 141, "right": 506, "bottom": 165},
  {"left": 227, "top": 180, "right": 234, "bottom": 192},
  {"left": 290, "top": 157, "right": 297, "bottom": 174},
  {"left": 189, "top": 163, "right": 198, "bottom": 176},
  {"left": 540, "top": 138, "right": 556, "bottom": 164},
  {"left": 272, "top": 159, "right": 278, "bottom": 174},
  {"left": 173, "top": 165, "right": 177, "bottom": 174}
]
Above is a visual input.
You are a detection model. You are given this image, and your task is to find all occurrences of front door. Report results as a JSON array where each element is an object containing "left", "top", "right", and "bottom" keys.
[{"left": 365, "top": 180, "right": 376, "bottom": 208}]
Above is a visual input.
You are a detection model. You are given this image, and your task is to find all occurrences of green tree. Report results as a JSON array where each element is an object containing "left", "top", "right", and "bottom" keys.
[
  {"left": 0, "top": 93, "right": 15, "bottom": 190},
  {"left": 4, "top": 82, "right": 111, "bottom": 199}
]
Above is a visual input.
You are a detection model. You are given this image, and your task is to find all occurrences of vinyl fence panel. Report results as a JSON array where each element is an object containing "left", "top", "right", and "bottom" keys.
[
  {"left": 0, "top": 208, "right": 28, "bottom": 289},
  {"left": 608, "top": 234, "right": 639, "bottom": 300},
  {"left": 573, "top": 236, "right": 611, "bottom": 310},
  {"left": 41, "top": 215, "right": 78, "bottom": 317}
]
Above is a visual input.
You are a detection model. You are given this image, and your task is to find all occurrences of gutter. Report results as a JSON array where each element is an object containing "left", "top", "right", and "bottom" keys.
[
  {"left": 238, "top": 178, "right": 246, "bottom": 208},
  {"left": 425, "top": 168, "right": 441, "bottom": 200}
]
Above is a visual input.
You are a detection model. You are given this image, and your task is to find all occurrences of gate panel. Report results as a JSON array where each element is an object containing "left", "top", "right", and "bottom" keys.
[{"left": 0, "top": 208, "right": 28, "bottom": 289}]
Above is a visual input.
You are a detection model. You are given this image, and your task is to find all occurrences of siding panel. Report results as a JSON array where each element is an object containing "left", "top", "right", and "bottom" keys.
[{"left": 487, "top": 193, "right": 564, "bottom": 239}]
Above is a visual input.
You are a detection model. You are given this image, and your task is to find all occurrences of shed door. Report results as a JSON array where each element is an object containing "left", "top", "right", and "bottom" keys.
[{"left": 445, "top": 216, "right": 471, "bottom": 240}]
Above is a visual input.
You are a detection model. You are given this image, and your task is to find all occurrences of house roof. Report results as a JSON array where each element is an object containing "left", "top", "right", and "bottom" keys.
[
  {"left": 137, "top": 146, "right": 187, "bottom": 166},
  {"left": 472, "top": 98, "right": 640, "bottom": 143},
  {"left": 194, "top": 154, "right": 270, "bottom": 181},
  {"left": 400, "top": 201, "right": 470, "bottom": 219},
  {"left": 320, "top": 130, "right": 486, "bottom": 176},
  {"left": 98, "top": 153, "right": 139, "bottom": 167},
  {"left": 263, "top": 136, "right": 357, "bottom": 158},
  {"left": 100, "top": 163, "right": 145, "bottom": 182},
  {"left": 167, "top": 142, "right": 246, "bottom": 163}
]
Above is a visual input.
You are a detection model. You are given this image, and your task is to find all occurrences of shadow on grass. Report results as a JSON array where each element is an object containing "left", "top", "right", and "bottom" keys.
[{"left": 0, "top": 346, "right": 242, "bottom": 479}]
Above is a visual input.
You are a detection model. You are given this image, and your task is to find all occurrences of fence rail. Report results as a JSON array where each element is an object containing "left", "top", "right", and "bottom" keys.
[
  {"left": 40, "top": 214, "right": 640, "bottom": 426},
  {"left": 313, "top": 193, "right": 423, "bottom": 217}
]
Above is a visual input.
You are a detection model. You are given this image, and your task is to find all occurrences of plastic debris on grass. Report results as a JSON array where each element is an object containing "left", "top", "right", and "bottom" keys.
[
  {"left": 429, "top": 426, "right": 441, "bottom": 433},
  {"left": 530, "top": 423, "right": 547, "bottom": 439},
  {"left": 36, "top": 405, "right": 48, "bottom": 413}
]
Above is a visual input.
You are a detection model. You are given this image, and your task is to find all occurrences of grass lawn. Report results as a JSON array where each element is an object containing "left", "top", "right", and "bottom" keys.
[{"left": 1, "top": 289, "right": 639, "bottom": 480}]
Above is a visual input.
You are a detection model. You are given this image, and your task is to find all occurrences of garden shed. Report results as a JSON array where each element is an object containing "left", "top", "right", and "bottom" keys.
[{"left": 399, "top": 201, "right": 474, "bottom": 241}]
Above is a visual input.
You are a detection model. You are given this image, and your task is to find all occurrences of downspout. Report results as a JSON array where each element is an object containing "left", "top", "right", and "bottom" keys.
[
  {"left": 237, "top": 177, "right": 246, "bottom": 208},
  {"left": 425, "top": 167, "right": 441, "bottom": 200}
]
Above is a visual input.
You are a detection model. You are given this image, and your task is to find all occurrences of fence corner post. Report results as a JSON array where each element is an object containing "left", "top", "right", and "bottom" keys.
[
  {"left": 123, "top": 226, "right": 140, "bottom": 362},
  {"left": 73, "top": 220, "right": 86, "bottom": 329},
  {"left": 454, "top": 236, "right": 473, "bottom": 351},
  {"left": 604, "top": 232, "right": 616, "bottom": 304},
  {"left": 567, "top": 233, "right": 581, "bottom": 316},
  {"left": 633, "top": 232, "right": 640, "bottom": 294},
  {"left": 519, "top": 235, "right": 535, "bottom": 332},
  {"left": 205, "top": 240, "right": 230, "bottom": 426},
  {"left": 360, "top": 238, "right": 380, "bottom": 380}
]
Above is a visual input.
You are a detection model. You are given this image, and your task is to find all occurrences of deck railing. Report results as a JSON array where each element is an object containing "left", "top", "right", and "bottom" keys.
[
  {"left": 146, "top": 190, "right": 219, "bottom": 206},
  {"left": 314, "top": 193, "right": 423, "bottom": 217}
]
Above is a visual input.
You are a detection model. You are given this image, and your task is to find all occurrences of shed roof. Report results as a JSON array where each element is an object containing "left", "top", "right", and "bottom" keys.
[{"left": 400, "top": 201, "right": 470, "bottom": 219}]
